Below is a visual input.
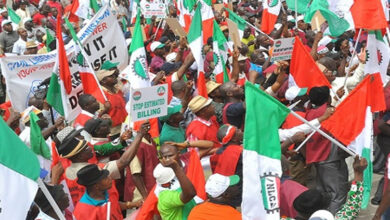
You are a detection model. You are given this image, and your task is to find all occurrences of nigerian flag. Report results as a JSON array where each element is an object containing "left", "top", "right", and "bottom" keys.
[
  {"left": 212, "top": 20, "right": 229, "bottom": 83},
  {"left": 7, "top": 6, "right": 20, "bottom": 24},
  {"left": 242, "top": 82, "right": 289, "bottom": 220},
  {"left": 365, "top": 30, "right": 390, "bottom": 85},
  {"left": 0, "top": 117, "right": 40, "bottom": 219},
  {"left": 304, "top": 0, "right": 350, "bottom": 37},
  {"left": 128, "top": 8, "right": 150, "bottom": 89}
]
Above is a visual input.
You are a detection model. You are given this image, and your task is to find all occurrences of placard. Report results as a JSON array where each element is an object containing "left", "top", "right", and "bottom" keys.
[
  {"left": 271, "top": 37, "right": 295, "bottom": 62},
  {"left": 165, "top": 18, "right": 187, "bottom": 37},
  {"left": 140, "top": 1, "right": 167, "bottom": 18},
  {"left": 130, "top": 84, "right": 168, "bottom": 122},
  {"left": 227, "top": 18, "right": 241, "bottom": 48}
]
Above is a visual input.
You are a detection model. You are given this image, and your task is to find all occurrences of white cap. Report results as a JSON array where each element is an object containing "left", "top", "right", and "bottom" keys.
[
  {"left": 0, "top": 8, "right": 6, "bottom": 14},
  {"left": 296, "top": 15, "right": 305, "bottom": 22},
  {"left": 150, "top": 41, "right": 165, "bottom": 52},
  {"left": 2, "top": 19, "right": 11, "bottom": 27},
  {"left": 205, "top": 174, "right": 240, "bottom": 198},
  {"left": 23, "top": 17, "right": 32, "bottom": 24},
  {"left": 309, "top": 210, "right": 334, "bottom": 220},
  {"left": 166, "top": 52, "right": 177, "bottom": 63},
  {"left": 318, "top": 35, "right": 332, "bottom": 47},
  {"left": 285, "top": 86, "right": 307, "bottom": 101},
  {"left": 153, "top": 163, "right": 175, "bottom": 185}
]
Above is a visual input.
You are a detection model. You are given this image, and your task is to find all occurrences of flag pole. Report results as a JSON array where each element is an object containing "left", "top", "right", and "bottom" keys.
[
  {"left": 153, "top": 19, "right": 163, "bottom": 40},
  {"left": 294, "top": 0, "right": 298, "bottom": 29},
  {"left": 294, "top": 126, "right": 319, "bottom": 152},
  {"left": 37, "top": 179, "right": 66, "bottom": 220},
  {"left": 289, "top": 110, "right": 356, "bottom": 156},
  {"left": 106, "top": 201, "right": 111, "bottom": 220},
  {"left": 244, "top": 20, "right": 274, "bottom": 41},
  {"left": 342, "top": 28, "right": 362, "bottom": 87}
]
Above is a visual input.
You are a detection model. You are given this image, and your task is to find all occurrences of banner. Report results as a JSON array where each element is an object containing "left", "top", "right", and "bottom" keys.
[
  {"left": 0, "top": 6, "right": 128, "bottom": 121},
  {"left": 130, "top": 84, "right": 168, "bottom": 122},
  {"left": 271, "top": 37, "right": 295, "bottom": 62},
  {"left": 78, "top": 5, "right": 129, "bottom": 71},
  {"left": 0, "top": 47, "right": 84, "bottom": 121}
]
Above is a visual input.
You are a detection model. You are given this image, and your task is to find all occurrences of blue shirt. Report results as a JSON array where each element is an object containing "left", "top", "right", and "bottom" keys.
[{"left": 79, "top": 190, "right": 109, "bottom": 206}]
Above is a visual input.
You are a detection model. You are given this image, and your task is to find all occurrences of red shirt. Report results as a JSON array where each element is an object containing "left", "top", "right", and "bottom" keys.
[
  {"left": 305, "top": 104, "right": 331, "bottom": 163},
  {"left": 186, "top": 116, "right": 221, "bottom": 148},
  {"left": 46, "top": 1, "right": 62, "bottom": 14},
  {"left": 32, "top": 13, "right": 46, "bottom": 25},
  {"left": 103, "top": 89, "right": 127, "bottom": 127}
]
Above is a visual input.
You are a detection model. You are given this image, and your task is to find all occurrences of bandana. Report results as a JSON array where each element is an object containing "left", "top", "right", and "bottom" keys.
[{"left": 221, "top": 124, "right": 237, "bottom": 145}]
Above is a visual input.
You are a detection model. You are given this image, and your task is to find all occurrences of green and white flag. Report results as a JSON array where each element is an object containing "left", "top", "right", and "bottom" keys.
[
  {"left": 0, "top": 117, "right": 40, "bottom": 219},
  {"left": 212, "top": 20, "right": 229, "bottom": 83},
  {"left": 242, "top": 82, "right": 289, "bottom": 220},
  {"left": 187, "top": 4, "right": 208, "bottom": 97},
  {"left": 304, "top": 0, "right": 350, "bottom": 37},
  {"left": 365, "top": 30, "right": 390, "bottom": 85},
  {"left": 127, "top": 8, "right": 150, "bottom": 89}
]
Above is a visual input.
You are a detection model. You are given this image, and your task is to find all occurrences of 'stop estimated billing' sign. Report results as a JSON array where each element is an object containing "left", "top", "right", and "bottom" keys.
[
  {"left": 271, "top": 37, "right": 295, "bottom": 62},
  {"left": 130, "top": 84, "right": 168, "bottom": 122}
]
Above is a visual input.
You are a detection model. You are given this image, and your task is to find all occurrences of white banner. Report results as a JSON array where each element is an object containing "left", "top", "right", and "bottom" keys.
[
  {"left": 130, "top": 84, "right": 168, "bottom": 122},
  {"left": 140, "top": 0, "right": 167, "bottom": 18},
  {"left": 78, "top": 5, "right": 129, "bottom": 71},
  {"left": 0, "top": 6, "right": 128, "bottom": 121}
]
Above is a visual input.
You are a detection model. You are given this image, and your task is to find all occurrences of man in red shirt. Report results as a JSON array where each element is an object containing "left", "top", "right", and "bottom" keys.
[
  {"left": 97, "top": 69, "right": 127, "bottom": 139},
  {"left": 186, "top": 95, "right": 221, "bottom": 148},
  {"left": 32, "top": 5, "right": 50, "bottom": 25},
  {"left": 73, "top": 94, "right": 99, "bottom": 129},
  {"left": 46, "top": 0, "right": 62, "bottom": 14}
]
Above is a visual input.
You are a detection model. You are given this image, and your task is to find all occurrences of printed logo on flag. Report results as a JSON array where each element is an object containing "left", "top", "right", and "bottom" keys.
[
  {"left": 131, "top": 55, "right": 149, "bottom": 80},
  {"left": 260, "top": 173, "right": 280, "bottom": 214},
  {"left": 366, "top": 49, "right": 383, "bottom": 65},
  {"left": 133, "top": 91, "right": 142, "bottom": 101},
  {"left": 268, "top": 0, "right": 278, "bottom": 7},
  {"left": 157, "top": 86, "right": 166, "bottom": 96}
]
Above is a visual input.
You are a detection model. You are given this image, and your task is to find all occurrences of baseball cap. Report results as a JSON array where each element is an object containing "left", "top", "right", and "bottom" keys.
[
  {"left": 205, "top": 174, "right": 240, "bottom": 198},
  {"left": 2, "top": 19, "right": 11, "bottom": 27},
  {"left": 285, "top": 86, "right": 308, "bottom": 101},
  {"left": 150, "top": 41, "right": 165, "bottom": 52},
  {"left": 96, "top": 69, "right": 116, "bottom": 81},
  {"left": 153, "top": 163, "right": 175, "bottom": 184}
]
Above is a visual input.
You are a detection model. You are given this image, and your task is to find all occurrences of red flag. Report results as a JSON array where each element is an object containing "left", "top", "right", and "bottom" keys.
[
  {"left": 187, "top": 149, "right": 207, "bottom": 200},
  {"left": 136, "top": 185, "right": 159, "bottom": 220},
  {"left": 197, "top": 71, "right": 208, "bottom": 98},
  {"left": 79, "top": 66, "right": 107, "bottom": 104},
  {"left": 351, "top": 0, "right": 388, "bottom": 30},
  {"left": 322, "top": 73, "right": 386, "bottom": 146},
  {"left": 133, "top": 118, "right": 160, "bottom": 138},
  {"left": 56, "top": 14, "right": 72, "bottom": 94},
  {"left": 290, "top": 37, "right": 331, "bottom": 90}
]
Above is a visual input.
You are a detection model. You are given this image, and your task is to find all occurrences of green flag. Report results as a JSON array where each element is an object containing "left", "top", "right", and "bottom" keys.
[
  {"left": 45, "top": 28, "right": 54, "bottom": 52},
  {"left": 244, "top": 82, "right": 289, "bottom": 158},
  {"left": 285, "top": 0, "right": 311, "bottom": 14},
  {"left": 122, "top": 16, "right": 127, "bottom": 32},
  {"left": 7, "top": 7, "right": 20, "bottom": 24},
  {"left": 29, "top": 112, "right": 51, "bottom": 159},
  {"left": 90, "top": 0, "right": 100, "bottom": 13},
  {"left": 64, "top": 18, "right": 80, "bottom": 43},
  {"left": 304, "top": 0, "right": 350, "bottom": 37},
  {"left": 225, "top": 8, "right": 247, "bottom": 32},
  {"left": 46, "top": 73, "right": 65, "bottom": 116}
]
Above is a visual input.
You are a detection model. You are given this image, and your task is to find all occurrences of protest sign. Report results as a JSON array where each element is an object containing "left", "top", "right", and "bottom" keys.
[
  {"left": 0, "top": 46, "right": 84, "bottom": 121},
  {"left": 130, "top": 84, "right": 168, "bottom": 122},
  {"left": 227, "top": 18, "right": 241, "bottom": 47},
  {"left": 166, "top": 18, "right": 187, "bottom": 37},
  {"left": 311, "top": 11, "right": 326, "bottom": 32},
  {"left": 271, "top": 37, "right": 295, "bottom": 62},
  {"left": 78, "top": 5, "right": 129, "bottom": 71},
  {"left": 140, "top": 0, "right": 167, "bottom": 18}
]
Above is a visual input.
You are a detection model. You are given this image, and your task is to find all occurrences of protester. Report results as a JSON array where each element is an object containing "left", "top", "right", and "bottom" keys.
[{"left": 0, "top": 1, "right": 388, "bottom": 219}]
